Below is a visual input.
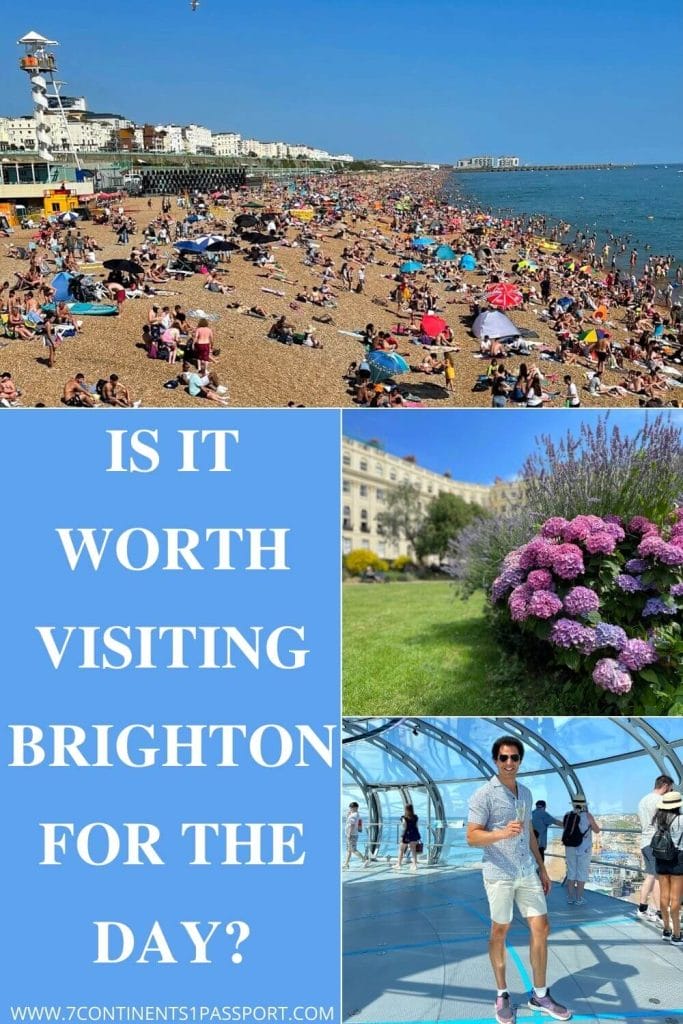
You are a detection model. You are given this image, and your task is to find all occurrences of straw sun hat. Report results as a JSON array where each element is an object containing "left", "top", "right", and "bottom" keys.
[{"left": 658, "top": 791, "right": 682, "bottom": 811}]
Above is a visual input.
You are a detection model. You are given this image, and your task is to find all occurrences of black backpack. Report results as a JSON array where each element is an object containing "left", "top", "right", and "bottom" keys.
[
  {"left": 651, "top": 825, "right": 681, "bottom": 863},
  {"left": 561, "top": 811, "right": 589, "bottom": 848}
]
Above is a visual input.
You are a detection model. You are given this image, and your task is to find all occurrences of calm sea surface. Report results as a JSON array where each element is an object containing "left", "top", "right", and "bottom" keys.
[{"left": 443, "top": 164, "right": 682, "bottom": 263}]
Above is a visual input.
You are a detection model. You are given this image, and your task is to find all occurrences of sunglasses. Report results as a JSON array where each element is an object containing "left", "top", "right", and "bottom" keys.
[{"left": 497, "top": 754, "right": 521, "bottom": 763}]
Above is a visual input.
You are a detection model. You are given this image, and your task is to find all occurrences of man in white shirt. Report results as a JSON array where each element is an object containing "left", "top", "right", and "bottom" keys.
[{"left": 636, "top": 774, "right": 674, "bottom": 923}]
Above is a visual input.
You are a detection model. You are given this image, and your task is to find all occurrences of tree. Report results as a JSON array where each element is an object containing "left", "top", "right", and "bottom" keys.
[
  {"left": 415, "top": 494, "right": 487, "bottom": 561},
  {"left": 376, "top": 482, "right": 425, "bottom": 558}
]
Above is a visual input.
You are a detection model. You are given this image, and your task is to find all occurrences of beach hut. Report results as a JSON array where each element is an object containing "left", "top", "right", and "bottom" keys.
[
  {"left": 472, "top": 310, "right": 520, "bottom": 339},
  {"left": 459, "top": 253, "right": 477, "bottom": 270}
]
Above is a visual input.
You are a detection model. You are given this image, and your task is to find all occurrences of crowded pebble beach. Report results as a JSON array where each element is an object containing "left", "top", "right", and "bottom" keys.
[{"left": 1, "top": 168, "right": 681, "bottom": 409}]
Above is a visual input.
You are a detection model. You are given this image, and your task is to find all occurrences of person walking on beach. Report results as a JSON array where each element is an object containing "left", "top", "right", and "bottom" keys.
[
  {"left": 561, "top": 796, "right": 600, "bottom": 906},
  {"left": 468, "top": 736, "right": 572, "bottom": 1024},
  {"left": 343, "top": 802, "right": 368, "bottom": 869},
  {"left": 636, "top": 775, "right": 673, "bottom": 925},
  {"left": 394, "top": 803, "right": 422, "bottom": 871},
  {"left": 652, "top": 790, "right": 683, "bottom": 943}
]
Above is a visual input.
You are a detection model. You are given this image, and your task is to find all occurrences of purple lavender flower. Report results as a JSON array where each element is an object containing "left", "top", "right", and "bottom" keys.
[
  {"left": 541, "top": 517, "right": 570, "bottom": 540},
  {"left": 593, "top": 658, "right": 633, "bottom": 694},
  {"left": 527, "top": 569, "right": 555, "bottom": 591},
  {"left": 616, "top": 574, "right": 646, "bottom": 593},
  {"left": 594, "top": 623, "right": 628, "bottom": 650},
  {"left": 584, "top": 531, "right": 618, "bottom": 555},
  {"left": 643, "top": 597, "right": 677, "bottom": 617},
  {"left": 528, "top": 589, "right": 564, "bottom": 620},
  {"left": 625, "top": 559, "right": 649, "bottom": 573},
  {"left": 563, "top": 586, "right": 601, "bottom": 616},
  {"left": 551, "top": 543, "right": 585, "bottom": 580},
  {"left": 671, "top": 583, "right": 683, "bottom": 598},
  {"left": 550, "top": 618, "right": 595, "bottom": 650},
  {"left": 618, "top": 639, "right": 658, "bottom": 672}
]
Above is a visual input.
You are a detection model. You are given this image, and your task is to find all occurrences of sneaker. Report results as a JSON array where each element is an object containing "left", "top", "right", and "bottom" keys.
[
  {"left": 671, "top": 934, "right": 682, "bottom": 945},
  {"left": 662, "top": 930, "right": 672, "bottom": 942},
  {"left": 528, "top": 990, "right": 572, "bottom": 1020},
  {"left": 495, "top": 992, "right": 514, "bottom": 1024},
  {"left": 566, "top": 898, "right": 576, "bottom": 905},
  {"left": 574, "top": 897, "right": 586, "bottom": 906}
]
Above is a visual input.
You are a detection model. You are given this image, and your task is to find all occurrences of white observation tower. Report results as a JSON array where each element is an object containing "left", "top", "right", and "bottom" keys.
[{"left": 18, "top": 31, "right": 59, "bottom": 164}]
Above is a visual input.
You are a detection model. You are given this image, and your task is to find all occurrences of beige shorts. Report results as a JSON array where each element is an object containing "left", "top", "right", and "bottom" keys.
[{"left": 484, "top": 871, "right": 547, "bottom": 924}]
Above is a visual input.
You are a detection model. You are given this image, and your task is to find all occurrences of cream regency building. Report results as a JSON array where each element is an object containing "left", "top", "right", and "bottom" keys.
[{"left": 342, "top": 436, "right": 521, "bottom": 560}]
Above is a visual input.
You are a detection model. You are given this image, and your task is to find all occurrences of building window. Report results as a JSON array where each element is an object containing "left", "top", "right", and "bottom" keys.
[
  {"left": 376, "top": 463, "right": 383, "bottom": 476},
  {"left": 390, "top": 471, "right": 397, "bottom": 481},
  {"left": 343, "top": 538, "right": 352, "bottom": 555},
  {"left": 359, "top": 484, "right": 368, "bottom": 497},
  {"left": 427, "top": 485, "right": 433, "bottom": 494},
  {"left": 361, "top": 539, "right": 370, "bottom": 550},
  {"left": 377, "top": 488, "right": 385, "bottom": 501},
  {"left": 360, "top": 459, "right": 368, "bottom": 471},
  {"left": 378, "top": 544, "right": 386, "bottom": 558},
  {"left": 343, "top": 480, "right": 351, "bottom": 493},
  {"left": 343, "top": 505, "right": 352, "bottom": 531},
  {"left": 360, "top": 510, "right": 370, "bottom": 534},
  {"left": 343, "top": 454, "right": 351, "bottom": 466}
]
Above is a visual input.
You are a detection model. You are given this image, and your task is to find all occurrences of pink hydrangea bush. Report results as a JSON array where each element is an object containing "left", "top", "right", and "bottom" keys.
[{"left": 490, "top": 508, "right": 683, "bottom": 709}]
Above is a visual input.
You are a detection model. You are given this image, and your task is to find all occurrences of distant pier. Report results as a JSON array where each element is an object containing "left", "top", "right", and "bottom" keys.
[{"left": 454, "top": 163, "right": 631, "bottom": 173}]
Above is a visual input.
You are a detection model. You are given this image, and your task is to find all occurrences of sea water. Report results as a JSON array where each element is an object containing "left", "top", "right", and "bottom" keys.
[{"left": 443, "top": 164, "right": 682, "bottom": 264}]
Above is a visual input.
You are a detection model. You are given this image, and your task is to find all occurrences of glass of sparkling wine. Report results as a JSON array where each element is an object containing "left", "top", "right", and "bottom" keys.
[{"left": 514, "top": 798, "right": 526, "bottom": 845}]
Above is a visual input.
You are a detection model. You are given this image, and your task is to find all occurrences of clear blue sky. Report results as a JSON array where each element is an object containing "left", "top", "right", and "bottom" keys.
[
  {"left": 2, "top": 0, "right": 682, "bottom": 162},
  {"left": 343, "top": 410, "right": 681, "bottom": 484}
]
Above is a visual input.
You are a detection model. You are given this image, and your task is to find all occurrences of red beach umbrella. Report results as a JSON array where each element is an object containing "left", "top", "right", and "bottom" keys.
[
  {"left": 421, "top": 314, "right": 448, "bottom": 338},
  {"left": 485, "top": 282, "right": 524, "bottom": 310}
]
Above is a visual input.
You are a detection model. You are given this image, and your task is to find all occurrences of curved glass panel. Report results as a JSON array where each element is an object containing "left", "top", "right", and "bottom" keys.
[{"left": 342, "top": 717, "right": 683, "bottom": 898}]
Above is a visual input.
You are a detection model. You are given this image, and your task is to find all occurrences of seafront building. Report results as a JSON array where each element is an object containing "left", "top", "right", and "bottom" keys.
[
  {"left": 342, "top": 436, "right": 520, "bottom": 560},
  {"left": 0, "top": 101, "right": 353, "bottom": 163}
]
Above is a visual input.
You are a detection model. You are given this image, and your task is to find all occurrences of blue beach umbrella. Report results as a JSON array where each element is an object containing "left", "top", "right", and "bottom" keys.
[
  {"left": 459, "top": 253, "right": 477, "bottom": 270},
  {"left": 557, "top": 296, "right": 574, "bottom": 309},
  {"left": 435, "top": 244, "right": 457, "bottom": 261},
  {"left": 367, "top": 351, "right": 410, "bottom": 383},
  {"left": 173, "top": 240, "right": 206, "bottom": 253},
  {"left": 412, "top": 236, "right": 435, "bottom": 247},
  {"left": 399, "top": 260, "right": 424, "bottom": 273}
]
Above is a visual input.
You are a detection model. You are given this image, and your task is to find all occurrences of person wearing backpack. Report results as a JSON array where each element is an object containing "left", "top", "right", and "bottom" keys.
[
  {"left": 561, "top": 796, "right": 600, "bottom": 906},
  {"left": 636, "top": 774, "right": 674, "bottom": 926},
  {"left": 652, "top": 790, "right": 683, "bottom": 944}
]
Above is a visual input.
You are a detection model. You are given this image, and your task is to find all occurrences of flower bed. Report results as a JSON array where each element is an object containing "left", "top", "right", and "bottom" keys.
[{"left": 490, "top": 509, "right": 683, "bottom": 712}]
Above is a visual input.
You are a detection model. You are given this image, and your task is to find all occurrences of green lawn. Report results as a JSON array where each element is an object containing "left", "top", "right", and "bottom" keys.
[{"left": 343, "top": 581, "right": 499, "bottom": 714}]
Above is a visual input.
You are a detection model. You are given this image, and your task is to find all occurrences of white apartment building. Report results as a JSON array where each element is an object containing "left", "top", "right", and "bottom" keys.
[
  {"left": 213, "top": 131, "right": 242, "bottom": 157},
  {"left": 496, "top": 155, "right": 520, "bottom": 168},
  {"left": 183, "top": 123, "right": 213, "bottom": 154},
  {"left": 342, "top": 437, "right": 520, "bottom": 561},
  {"left": 0, "top": 116, "right": 39, "bottom": 151}
]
